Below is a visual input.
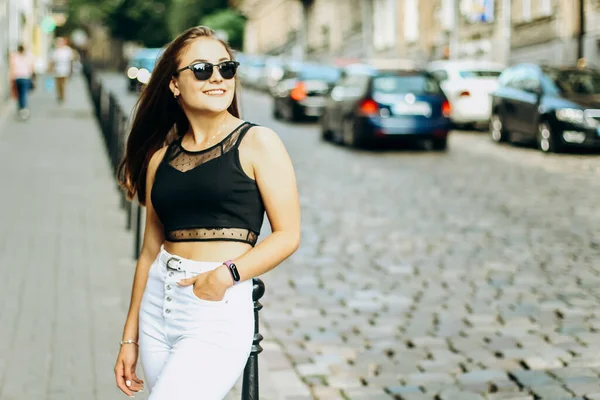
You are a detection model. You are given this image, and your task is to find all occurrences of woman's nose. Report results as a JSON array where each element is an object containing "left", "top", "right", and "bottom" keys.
[{"left": 209, "top": 67, "right": 224, "bottom": 83}]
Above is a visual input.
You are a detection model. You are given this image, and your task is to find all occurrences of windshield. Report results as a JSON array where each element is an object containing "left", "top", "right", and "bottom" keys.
[
  {"left": 373, "top": 74, "right": 442, "bottom": 95},
  {"left": 458, "top": 70, "right": 502, "bottom": 78},
  {"left": 299, "top": 66, "right": 341, "bottom": 83},
  {"left": 543, "top": 68, "right": 600, "bottom": 95}
]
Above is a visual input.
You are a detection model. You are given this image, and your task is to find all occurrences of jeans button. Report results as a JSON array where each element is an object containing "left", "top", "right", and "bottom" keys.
[
  {"left": 169, "top": 272, "right": 174, "bottom": 277},
  {"left": 166, "top": 296, "right": 172, "bottom": 302},
  {"left": 166, "top": 284, "right": 172, "bottom": 290},
  {"left": 165, "top": 309, "right": 171, "bottom": 314}
]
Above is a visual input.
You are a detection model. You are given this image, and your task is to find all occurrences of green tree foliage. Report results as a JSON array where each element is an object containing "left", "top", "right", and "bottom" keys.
[
  {"left": 106, "top": 0, "right": 173, "bottom": 47},
  {"left": 167, "top": 0, "right": 229, "bottom": 38},
  {"left": 60, "top": 0, "right": 236, "bottom": 48},
  {"left": 200, "top": 9, "right": 246, "bottom": 50},
  {"left": 60, "top": 0, "right": 173, "bottom": 47}
]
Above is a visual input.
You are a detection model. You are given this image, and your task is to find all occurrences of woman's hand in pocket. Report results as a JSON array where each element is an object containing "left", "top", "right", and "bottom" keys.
[{"left": 177, "top": 265, "right": 233, "bottom": 301}]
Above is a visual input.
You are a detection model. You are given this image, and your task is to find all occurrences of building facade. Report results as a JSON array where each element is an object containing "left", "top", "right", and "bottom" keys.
[
  {"left": 510, "top": 0, "right": 579, "bottom": 66},
  {"left": 234, "top": 0, "right": 303, "bottom": 56},
  {"left": 236, "top": 0, "right": 597, "bottom": 68}
]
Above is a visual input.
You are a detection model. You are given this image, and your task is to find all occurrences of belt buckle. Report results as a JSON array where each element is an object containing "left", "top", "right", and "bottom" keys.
[{"left": 166, "top": 257, "right": 182, "bottom": 271}]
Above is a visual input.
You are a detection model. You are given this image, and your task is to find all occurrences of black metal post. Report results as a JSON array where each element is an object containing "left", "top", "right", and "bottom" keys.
[
  {"left": 578, "top": 0, "right": 585, "bottom": 60},
  {"left": 242, "top": 278, "right": 265, "bottom": 400},
  {"left": 134, "top": 203, "right": 142, "bottom": 259}
]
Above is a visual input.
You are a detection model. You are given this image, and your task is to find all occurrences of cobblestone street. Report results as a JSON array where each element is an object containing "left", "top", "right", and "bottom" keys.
[{"left": 244, "top": 91, "right": 600, "bottom": 399}]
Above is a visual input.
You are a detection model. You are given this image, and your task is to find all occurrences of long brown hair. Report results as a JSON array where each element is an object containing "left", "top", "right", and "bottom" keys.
[{"left": 117, "top": 26, "right": 240, "bottom": 205}]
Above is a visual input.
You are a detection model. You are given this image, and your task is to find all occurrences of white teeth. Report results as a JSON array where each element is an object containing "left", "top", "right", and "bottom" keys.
[{"left": 205, "top": 90, "right": 224, "bottom": 95}]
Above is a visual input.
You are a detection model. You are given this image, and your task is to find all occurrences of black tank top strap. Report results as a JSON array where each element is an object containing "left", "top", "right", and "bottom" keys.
[
  {"left": 231, "top": 122, "right": 257, "bottom": 149},
  {"left": 162, "top": 136, "right": 184, "bottom": 163}
]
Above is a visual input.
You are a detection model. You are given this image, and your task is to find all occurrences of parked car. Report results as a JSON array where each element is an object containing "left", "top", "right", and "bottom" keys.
[
  {"left": 238, "top": 55, "right": 266, "bottom": 90},
  {"left": 125, "top": 48, "right": 163, "bottom": 92},
  {"left": 320, "top": 64, "right": 451, "bottom": 149},
  {"left": 271, "top": 62, "right": 341, "bottom": 121},
  {"left": 490, "top": 63, "right": 600, "bottom": 152},
  {"left": 427, "top": 60, "right": 505, "bottom": 128}
]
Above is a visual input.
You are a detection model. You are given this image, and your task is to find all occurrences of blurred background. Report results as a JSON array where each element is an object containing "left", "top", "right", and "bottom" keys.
[{"left": 2, "top": 1, "right": 600, "bottom": 400}]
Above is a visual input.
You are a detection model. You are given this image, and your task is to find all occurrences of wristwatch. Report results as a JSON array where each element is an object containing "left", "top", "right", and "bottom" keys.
[{"left": 224, "top": 260, "right": 241, "bottom": 283}]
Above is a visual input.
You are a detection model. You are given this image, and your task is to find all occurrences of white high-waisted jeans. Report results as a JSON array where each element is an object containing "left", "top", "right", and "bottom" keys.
[{"left": 139, "top": 246, "right": 254, "bottom": 399}]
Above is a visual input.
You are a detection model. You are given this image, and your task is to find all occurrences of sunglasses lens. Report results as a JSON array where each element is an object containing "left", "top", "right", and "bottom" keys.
[
  {"left": 192, "top": 63, "right": 213, "bottom": 81},
  {"left": 219, "top": 61, "right": 238, "bottom": 79}
]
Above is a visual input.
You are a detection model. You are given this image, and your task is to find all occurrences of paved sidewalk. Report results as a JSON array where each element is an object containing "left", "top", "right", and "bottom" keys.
[{"left": 0, "top": 76, "right": 310, "bottom": 400}]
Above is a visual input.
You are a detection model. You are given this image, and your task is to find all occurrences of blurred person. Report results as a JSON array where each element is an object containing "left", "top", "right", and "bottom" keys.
[
  {"left": 114, "top": 26, "right": 300, "bottom": 399},
  {"left": 9, "top": 44, "right": 36, "bottom": 120},
  {"left": 49, "top": 37, "right": 75, "bottom": 104}
]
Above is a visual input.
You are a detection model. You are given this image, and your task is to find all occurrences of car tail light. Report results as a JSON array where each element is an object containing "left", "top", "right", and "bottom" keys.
[
  {"left": 290, "top": 82, "right": 307, "bottom": 101},
  {"left": 458, "top": 90, "right": 470, "bottom": 97},
  {"left": 442, "top": 100, "right": 451, "bottom": 117},
  {"left": 357, "top": 98, "right": 379, "bottom": 116}
]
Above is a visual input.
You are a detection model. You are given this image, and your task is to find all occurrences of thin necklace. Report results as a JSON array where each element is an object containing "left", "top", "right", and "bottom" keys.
[{"left": 185, "top": 118, "right": 230, "bottom": 150}]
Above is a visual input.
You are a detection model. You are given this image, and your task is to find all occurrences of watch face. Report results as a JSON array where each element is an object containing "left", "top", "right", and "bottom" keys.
[{"left": 227, "top": 262, "right": 241, "bottom": 281}]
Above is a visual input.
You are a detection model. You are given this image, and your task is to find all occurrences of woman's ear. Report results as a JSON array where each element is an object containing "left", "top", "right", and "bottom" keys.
[{"left": 169, "top": 78, "right": 180, "bottom": 98}]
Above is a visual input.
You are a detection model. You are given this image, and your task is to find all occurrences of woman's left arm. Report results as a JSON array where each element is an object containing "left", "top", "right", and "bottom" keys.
[{"left": 218, "top": 126, "right": 301, "bottom": 284}]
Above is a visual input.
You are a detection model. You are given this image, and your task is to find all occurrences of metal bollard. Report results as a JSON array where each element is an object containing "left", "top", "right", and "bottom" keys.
[
  {"left": 241, "top": 278, "right": 265, "bottom": 400},
  {"left": 134, "top": 203, "right": 142, "bottom": 259}
]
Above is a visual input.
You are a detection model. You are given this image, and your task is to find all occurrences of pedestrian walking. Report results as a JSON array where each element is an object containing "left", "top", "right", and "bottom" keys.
[
  {"left": 9, "top": 44, "right": 36, "bottom": 120},
  {"left": 49, "top": 37, "right": 75, "bottom": 104},
  {"left": 114, "top": 26, "right": 301, "bottom": 399}
]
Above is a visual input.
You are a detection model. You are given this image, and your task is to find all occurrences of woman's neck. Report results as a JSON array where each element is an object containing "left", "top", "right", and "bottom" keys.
[{"left": 185, "top": 111, "right": 239, "bottom": 147}]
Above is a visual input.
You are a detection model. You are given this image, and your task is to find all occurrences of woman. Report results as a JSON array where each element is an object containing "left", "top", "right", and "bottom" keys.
[
  {"left": 114, "top": 26, "right": 300, "bottom": 399},
  {"left": 9, "top": 44, "right": 35, "bottom": 120}
]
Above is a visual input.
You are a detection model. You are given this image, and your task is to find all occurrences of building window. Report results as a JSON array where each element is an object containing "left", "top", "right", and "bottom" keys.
[
  {"left": 373, "top": 0, "right": 396, "bottom": 50},
  {"left": 404, "top": 0, "right": 419, "bottom": 42},
  {"left": 522, "top": 0, "right": 531, "bottom": 22},
  {"left": 440, "top": 0, "right": 454, "bottom": 31},
  {"left": 540, "top": 0, "right": 552, "bottom": 16}
]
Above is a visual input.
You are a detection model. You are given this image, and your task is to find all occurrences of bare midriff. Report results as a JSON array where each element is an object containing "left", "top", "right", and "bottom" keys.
[{"left": 163, "top": 240, "right": 253, "bottom": 262}]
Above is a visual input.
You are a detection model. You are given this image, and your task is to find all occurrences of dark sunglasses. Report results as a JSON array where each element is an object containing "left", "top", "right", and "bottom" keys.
[{"left": 174, "top": 60, "right": 240, "bottom": 81}]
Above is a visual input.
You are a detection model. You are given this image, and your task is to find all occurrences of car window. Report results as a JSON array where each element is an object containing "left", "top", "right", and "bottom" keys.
[
  {"left": 520, "top": 67, "right": 541, "bottom": 92},
  {"left": 373, "top": 74, "right": 442, "bottom": 95},
  {"left": 504, "top": 67, "right": 526, "bottom": 89},
  {"left": 298, "top": 66, "right": 341, "bottom": 83},
  {"left": 430, "top": 69, "right": 449, "bottom": 82},
  {"left": 542, "top": 68, "right": 600, "bottom": 95},
  {"left": 282, "top": 69, "right": 297, "bottom": 80},
  {"left": 458, "top": 70, "right": 502, "bottom": 78},
  {"left": 499, "top": 67, "right": 518, "bottom": 87}
]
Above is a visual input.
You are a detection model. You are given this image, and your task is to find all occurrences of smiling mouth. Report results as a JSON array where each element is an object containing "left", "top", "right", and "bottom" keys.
[{"left": 203, "top": 89, "right": 226, "bottom": 96}]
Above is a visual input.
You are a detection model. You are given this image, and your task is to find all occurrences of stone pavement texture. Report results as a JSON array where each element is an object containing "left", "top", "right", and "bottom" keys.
[{"left": 0, "top": 76, "right": 308, "bottom": 400}]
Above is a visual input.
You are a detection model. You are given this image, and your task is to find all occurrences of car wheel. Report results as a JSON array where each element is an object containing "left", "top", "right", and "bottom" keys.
[
  {"left": 432, "top": 137, "right": 448, "bottom": 151},
  {"left": 342, "top": 118, "right": 366, "bottom": 147},
  {"left": 537, "top": 121, "right": 562, "bottom": 153},
  {"left": 320, "top": 114, "right": 332, "bottom": 141},
  {"left": 342, "top": 118, "right": 358, "bottom": 147},
  {"left": 286, "top": 102, "right": 301, "bottom": 122},
  {"left": 489, "top": 113, "right": 508, "bottom": 143},
  {"left": 273, "top": 101, "right": 282, "bottom": 120}
]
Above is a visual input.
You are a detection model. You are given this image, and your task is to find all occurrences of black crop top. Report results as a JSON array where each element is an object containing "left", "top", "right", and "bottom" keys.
[{"left": 150, "top": 122, "right": 265, "bottom": 246}]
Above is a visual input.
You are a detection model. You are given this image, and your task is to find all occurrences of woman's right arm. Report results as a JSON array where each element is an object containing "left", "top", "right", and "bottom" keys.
[
  {"left": 120, "top": 147, "right": 167, "bottom": 342},
  {"left": 114, "top": 147, "right": 166, "bottom": 396}
]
